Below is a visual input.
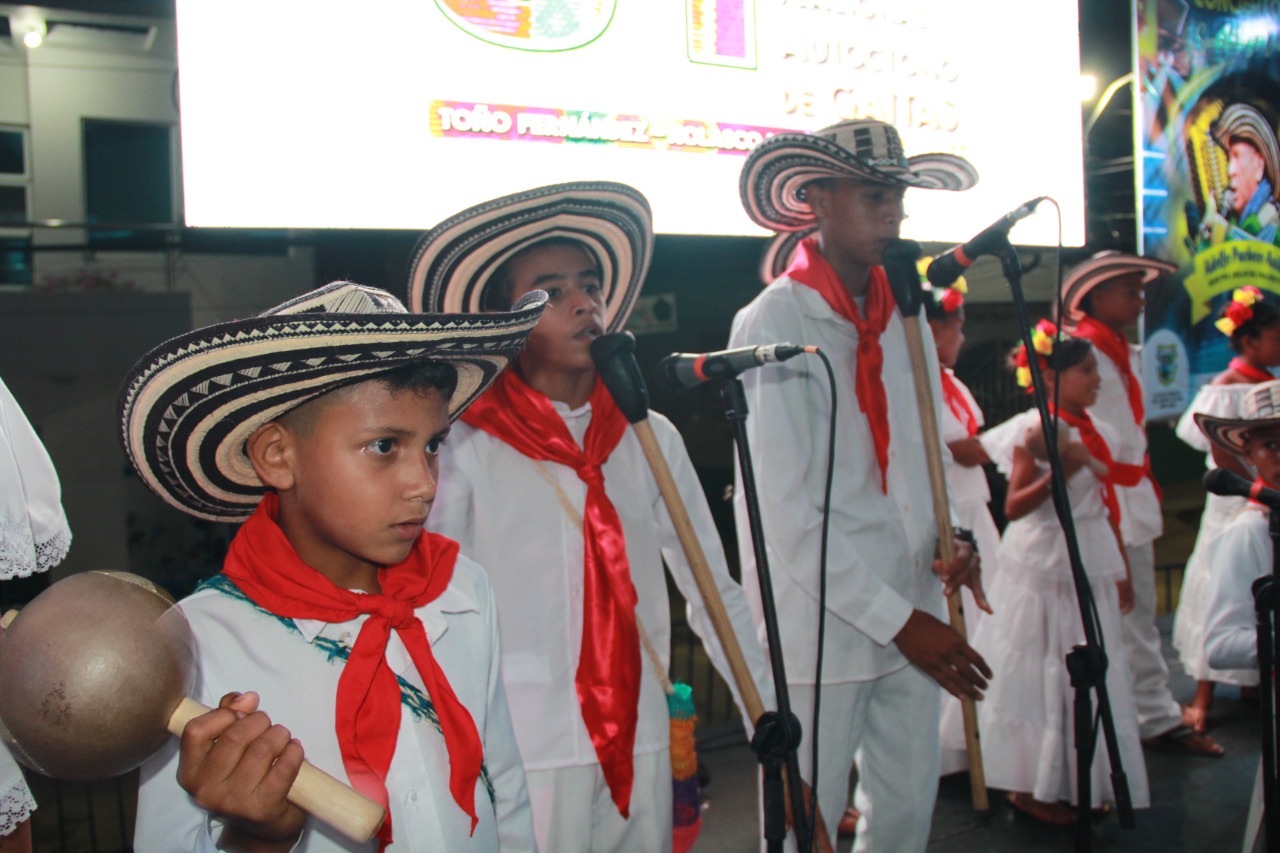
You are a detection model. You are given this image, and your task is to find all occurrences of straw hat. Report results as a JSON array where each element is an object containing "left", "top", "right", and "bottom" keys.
[{"left": 119, "top": 281, "right": 547, "bottom": 521}]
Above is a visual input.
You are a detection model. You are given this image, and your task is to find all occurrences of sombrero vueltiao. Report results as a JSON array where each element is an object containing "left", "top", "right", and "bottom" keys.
[
  {"left": 740, "top": 118, "right": 979, "bottom": 233},
  {"left": 119, "top": 281, "right": 548, "bottom": 522},
  {"left": 408, "top": 181, "right": 653, "bottom": 332},
  {"left": 1211, "top": 103, "right": 1280, "bottom": 200},
  {"left": 1195, "top": 378, "right": 1280, "bottom": 457},
  {"left": 1059, "top": 250, "right": 1178, "bottom": 329}
]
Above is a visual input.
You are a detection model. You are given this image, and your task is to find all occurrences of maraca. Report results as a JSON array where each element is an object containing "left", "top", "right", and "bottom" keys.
[{"left": 0, "top": 571, "right": 385, "bottom": 843}]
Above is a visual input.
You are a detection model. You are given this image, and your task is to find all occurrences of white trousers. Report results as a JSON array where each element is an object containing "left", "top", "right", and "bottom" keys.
[
  {"left": 1121, "top": 542, "right": 1185, "bottom": 739},
  {"left": 524, "top": 749, "right": 673, "bottom": 853},
  {"left": 770, "top": 665, "right": 940, "bottom": 853}
]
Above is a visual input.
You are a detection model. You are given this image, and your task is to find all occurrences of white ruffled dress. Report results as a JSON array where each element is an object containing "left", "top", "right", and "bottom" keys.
[
  {"left": 943, "top": 410, "right": 1150, "bottom": 808},
  {"left": 1172, "top": 383, "right": 1260, "bottom": 686},
  {"left": 1, "top": 375, "right": 72, "bottom": 835}
]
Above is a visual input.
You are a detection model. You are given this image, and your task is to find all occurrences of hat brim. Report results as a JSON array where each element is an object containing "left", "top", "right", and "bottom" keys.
[
  {"left": 1060, "top": 253, "right": 1178, "bottom": 328},
  {"left": 119, "top": 291, "right": 547, "bottom": 522},
  {"left": 407, "top": 182, "right": 652, "bottom": 333},
  {"left": 759, "top": 228, "right": 814, "bottom": 284},
  {"left": 740, "top": 133, "right": 979, "bottom": 232},
  {"left": 1193, "top": 411, "right": 1279, "bottom": 458}
]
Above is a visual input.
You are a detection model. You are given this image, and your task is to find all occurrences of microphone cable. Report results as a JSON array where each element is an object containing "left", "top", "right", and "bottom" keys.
[{"left": 805, "top": 347, "right": 838, "bottom": 851}]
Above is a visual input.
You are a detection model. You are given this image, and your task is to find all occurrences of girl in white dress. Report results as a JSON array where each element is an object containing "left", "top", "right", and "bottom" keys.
[
  {"left": 1173, "top": 287, "right": 1280, "bottom": 731},
  {"left": 1, "top": 375, "right": 73, "bottom": 851},
  {"left": 957, "top": 323, "right": 1149, "bottom": 825}
]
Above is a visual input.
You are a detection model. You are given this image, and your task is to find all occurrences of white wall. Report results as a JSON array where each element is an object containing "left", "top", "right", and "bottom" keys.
[{"left": 1, "top": 3, "right": 319, "bottom": 583}]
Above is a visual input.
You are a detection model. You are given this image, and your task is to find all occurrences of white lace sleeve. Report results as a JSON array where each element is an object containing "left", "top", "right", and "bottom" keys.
[
  {"left": 0, "top": 376, "right": 71, "bottom": 580},
  {"left": 0, "top": 747, "right": 36, "bottom": 836}
]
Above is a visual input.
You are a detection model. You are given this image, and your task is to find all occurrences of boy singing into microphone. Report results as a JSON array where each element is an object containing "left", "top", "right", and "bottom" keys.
[{"left": 407, "top": 182, "right": 774, "bottom": 853}]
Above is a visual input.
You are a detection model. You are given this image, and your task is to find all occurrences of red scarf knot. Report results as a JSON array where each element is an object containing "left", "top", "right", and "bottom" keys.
[
  {"left": 220, "top": 493, "right": 483, "bottom": 850},
  {"left": 783, "top": 236, "right": 895, "bottom": 492},
  {"left": 1051, "top": 406, "right": 1146, "bottom": 526},
  {"left": 940, "top": 368, "right": 980, "bottom": 437},
  {"left": 461, "top": 369, "right": 641, "bottom": 817},
  {"left": 1073, "top": 316, "right": 1144, "bottom": 425},
  {"left": 1229, "top": 356, "right": 1275, "bottom": 384}
]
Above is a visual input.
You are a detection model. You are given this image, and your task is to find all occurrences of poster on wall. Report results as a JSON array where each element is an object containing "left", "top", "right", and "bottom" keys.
[
  {"left": 175, "top": 0, "right": 1085, "bottom": 244},
  {"left": 1137, "top": 0, "right": 1280, "bottom": 419}
]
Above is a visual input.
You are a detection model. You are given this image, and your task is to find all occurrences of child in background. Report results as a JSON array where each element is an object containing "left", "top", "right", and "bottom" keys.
[
  {"left": 925, "top": 268, "right": 1005, "bottom": 779},
  {"left": 1194, "top": 379, "right": 1280, "bottom": 853},
  {"left": 1174, "top": 287, "right": 1280, "bottom": 731},
  {"left": 1061, "top": 250, "right": 1223, "bottom": 757},
  {"left": 959, "top": 322, "right": 1148, "bottom": 826},
  {"left": 923, "top": 267, "right": 1001, "bottom": 629},
  {"left": 127, "top": 282, "right": 546, "bottom": 852}
]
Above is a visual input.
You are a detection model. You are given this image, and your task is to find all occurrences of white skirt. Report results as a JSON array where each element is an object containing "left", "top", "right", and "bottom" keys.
[
  {"left": 1172, "top": 494, "right": 1260, "bottom": 685},
  {"left": 942, "top": 567, "right": 1150, "bottom": 808}
]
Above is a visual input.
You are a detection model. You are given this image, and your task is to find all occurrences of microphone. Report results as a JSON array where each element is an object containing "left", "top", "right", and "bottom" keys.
[
  {"left": 1204, "top": 467, "right": 1280, "bottom": 508},
  {"left": 926, "top": 196, "right": 1048, "bottom": 288},
  {"left": 658, "top": 343, "right": 815, "bottom": 389}
]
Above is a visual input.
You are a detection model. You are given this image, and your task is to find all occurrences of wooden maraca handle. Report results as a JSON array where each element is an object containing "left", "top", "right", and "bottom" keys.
[{"left": 167, "top": 697, "right": 386, "bottom": 843}]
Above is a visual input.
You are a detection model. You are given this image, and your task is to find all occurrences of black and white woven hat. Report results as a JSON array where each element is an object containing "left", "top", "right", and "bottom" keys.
[
  {"left": 1059, "top": 250, "right": 1177, "bottom": 329},
  {"left": 119, "top": 281, "right": 547, "bottom": 522},
  {"left": 407, "top": 181, "right": 652, "bottom": 332},
  {"left": 1196, "top": 379, "right": 1280, "bottom": 457},
  {"left": 740, "top": 119, "right": 978, "bottom": 232}
]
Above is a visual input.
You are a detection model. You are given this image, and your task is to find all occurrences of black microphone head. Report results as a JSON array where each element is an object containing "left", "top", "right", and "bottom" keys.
[
  {"left": 590, "top": 331, "right": 649, "bottom": 424},
  {"left": 883, "top": 239, "right": 925, "bottom": 317},
  {"left": 1203, "top": 467, "right": 1248, "bottom": 498}
]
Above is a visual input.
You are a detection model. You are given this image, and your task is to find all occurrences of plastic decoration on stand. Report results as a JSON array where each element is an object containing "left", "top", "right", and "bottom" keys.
[{"left": 668, "top": 681, "right": 702, "bottom": 853}]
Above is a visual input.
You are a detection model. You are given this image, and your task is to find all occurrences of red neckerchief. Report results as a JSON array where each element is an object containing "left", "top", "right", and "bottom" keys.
[
  {"left": 1229, "top": 357, "right": 1274, "bottom": 384},
  {"left": 461, "top": 369, "right": 640, "bottom": 816},
  {"left": 221, "top": 493, "right": 481, "bottom": 849},
  {"left": 1051, "top": 406, "right": 1146, "bottom": 525},
  {"left": 1073, "top": 316, "right": 1144, "bottom": 425},
  {"left": 940, "top": 368, "right": 979, "bottom": 437},
  {"left": 784, "top": 236, "right": 895, "bottom": 492}
]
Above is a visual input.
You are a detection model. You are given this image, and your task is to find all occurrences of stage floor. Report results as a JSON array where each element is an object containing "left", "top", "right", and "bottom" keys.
[{"left": 695, "top": 614, "right": 1260, "bottom": 852}]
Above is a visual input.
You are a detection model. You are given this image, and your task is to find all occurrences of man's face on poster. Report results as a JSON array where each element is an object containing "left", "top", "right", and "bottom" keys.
[{"left": 1227, "top": 138, "right": 1266, "bottom": 215}]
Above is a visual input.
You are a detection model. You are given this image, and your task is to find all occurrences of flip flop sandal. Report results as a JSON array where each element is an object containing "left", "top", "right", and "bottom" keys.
[
  {"left": 1143, "top": 724, "right": 1225, "bottom": 757},
  {"left": 1006, "top": 793, "right": 1076, "bottom": 826}
]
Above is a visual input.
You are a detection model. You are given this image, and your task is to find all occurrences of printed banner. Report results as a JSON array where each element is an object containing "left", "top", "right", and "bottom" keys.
[{"left": 1137, "top": 0, "right": 1280, "bottom": 417}]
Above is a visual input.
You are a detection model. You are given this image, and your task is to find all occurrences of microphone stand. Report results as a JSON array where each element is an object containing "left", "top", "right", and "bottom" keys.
[
  {"left": 721, "top": 375, "right": 814, "bottom": 853},
  {"left": 994, "top": 243, "right": 1135, "bottom": 849},
  {"left": 1252, "top": 506, "right": 1280, "bottom": 852}
]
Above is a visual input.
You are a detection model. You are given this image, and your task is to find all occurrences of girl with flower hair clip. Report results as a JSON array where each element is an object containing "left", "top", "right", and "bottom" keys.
[
  {"left": 1173, "top": 285, "right": 1280, "bottom": 731},
  {"left": 944, "top": 321, "right": 1149, "bottom": 825}
]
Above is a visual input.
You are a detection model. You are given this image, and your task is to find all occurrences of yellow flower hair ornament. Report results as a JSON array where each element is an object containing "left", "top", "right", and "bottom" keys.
[
  {"left": 1014, "top": 319, "right": 1069, "bottom": 389},
  {"left": 1215, "top": 286, "right": 1264, "bottom": 337}
]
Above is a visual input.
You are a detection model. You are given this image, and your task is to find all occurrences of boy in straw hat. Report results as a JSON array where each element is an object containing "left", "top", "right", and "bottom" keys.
[
  {"left": 731, "top": 118, "right": 991, "bottom": 852},
  {"left": 122, "top": 281, "right": 548, "bottom": 851},
  {"left": 1060, "top": 251, "right": 1224, "bottom": 757},
  {"left": 407, "top": 181, "right": 774, "bottom": 853},
  {"left": 1195, "top": 378, "right": 1280, "bottom": 853}
]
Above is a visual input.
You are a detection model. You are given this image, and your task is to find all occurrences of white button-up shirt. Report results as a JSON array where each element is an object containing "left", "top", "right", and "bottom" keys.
[
  {"left": 729, "top": 276, "right": 949, "bottom": 683},
  {"left": 134, "top": 555, "right": 534, "bottom": 852},
  {"left": 1087, "top": 344, "right": 1162, "bottom": 547},
  {"left": 1205, "top": 504, "right": 1270, "bottom": 671},
  {"left": 429, "top": 403, "right": 774, "bottom": 772}
]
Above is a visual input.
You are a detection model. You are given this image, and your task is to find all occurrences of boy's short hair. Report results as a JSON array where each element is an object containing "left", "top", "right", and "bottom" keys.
[
  {"left": 480, "top": 236, "right": 599, "bottom": 312},
  {"left": 279, "top": 360, "right": 459, "bottom": 435}
]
